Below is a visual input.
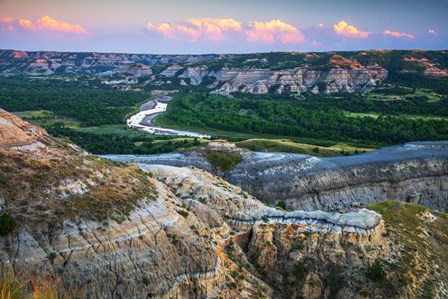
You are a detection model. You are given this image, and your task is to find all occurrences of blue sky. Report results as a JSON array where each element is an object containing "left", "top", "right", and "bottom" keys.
[{"left": 0, "top": 0, "right": 446, "bottom": 53}]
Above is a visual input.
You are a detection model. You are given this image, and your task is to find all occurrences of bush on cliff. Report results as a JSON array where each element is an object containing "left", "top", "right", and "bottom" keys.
[{"left": 0, "top": 213, "right": 17, "bottom": 236}]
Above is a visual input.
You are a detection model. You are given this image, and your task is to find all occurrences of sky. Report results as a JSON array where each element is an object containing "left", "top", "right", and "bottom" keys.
[{"left": 0, "top": 0, "right": 447, "bottom": 54}]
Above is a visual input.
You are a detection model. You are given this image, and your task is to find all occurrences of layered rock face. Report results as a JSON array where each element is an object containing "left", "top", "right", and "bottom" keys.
[
  {"left": 105, "top": 142, "right": 448, "bottom": 213},
  {"left": 225, "top": 142, "right": 448, "bottom": 212},
  {"left": 1, "top": 198, "right": 225, "bottom": 298},
  {"left": 0, "top": 50, "right": 218, "bottom": 76},
  {"left": 0, "top": 111, "right": 447, "bottom": 298},
  {"left": 1, "top": 111, "right": 394, "bottom": 298},
  {"left": 1, "top": 49, "right": 446, "bottom": 95},
  {"left": 181, "top": 65, "right": 387, "bottom": 94},
  {"left": 143, "top": 165, "right": 448, "bottom": 298}
]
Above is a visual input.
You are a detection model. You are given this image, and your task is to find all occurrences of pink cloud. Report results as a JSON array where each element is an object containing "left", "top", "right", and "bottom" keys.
[
  {"left": 383, "top": 30, "right": 414, "bottom": 39},
  {"left": 187, "top": 18, "right": 242, "bottom": 41},
  {"left": 36, "top": 16, "right": 90, "bottom": 34},
  {"left": 333, "top": 21, "right": 370, "bottom": 38},
  {"left": 1, "top": 18, "right": 13, "bottom": 23},
  {"left": 428, "top": 28, "right": 439, "bottom": 36},
  {"left": 18, "top": 18, "right": 36, "bottom": 30},
  {"left": 0, "top": 16, "right": 91, "bottom": 35},
  {"left": 147, "top": 18, "right": 241, "bottom": 42},
  {"left": 246, "top": 19, "right": 305, "bottom": 44},
  {"left": 147, "top": 18, "right": 305, "bottom": 44}
]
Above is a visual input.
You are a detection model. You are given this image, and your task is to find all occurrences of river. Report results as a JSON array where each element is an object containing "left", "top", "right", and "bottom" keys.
[{"left": 126, "top": 96, "right": 210, "bottom": 138}]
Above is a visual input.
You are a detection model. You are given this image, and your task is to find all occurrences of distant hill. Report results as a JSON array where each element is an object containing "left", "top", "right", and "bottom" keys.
[{"left": 1, "top": 49, "right": 447, "bottom": 95}]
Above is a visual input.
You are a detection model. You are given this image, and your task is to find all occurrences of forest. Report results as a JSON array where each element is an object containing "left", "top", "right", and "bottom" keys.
[
  {"left": 0, "top": 77, "right": 149, "bottom": 126},
  {"left": 47, "top": 122, "right": 201, "bottom": 154},
  {"left": 157, "top": 92, "right": 448, "bottom": 146}
]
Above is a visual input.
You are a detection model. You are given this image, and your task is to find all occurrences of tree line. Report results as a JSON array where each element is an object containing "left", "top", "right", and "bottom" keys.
[
  {"left": 0, "top": 76, "right": 149, "bottom": 126},
  {"left": 162, "top": 93, "right": 448, "bottom": 145}
]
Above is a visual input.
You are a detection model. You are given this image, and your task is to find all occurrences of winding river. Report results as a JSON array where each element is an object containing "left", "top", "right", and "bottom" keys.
[{"left": 126, "top": 96, "right": 210, "bottom": 138}]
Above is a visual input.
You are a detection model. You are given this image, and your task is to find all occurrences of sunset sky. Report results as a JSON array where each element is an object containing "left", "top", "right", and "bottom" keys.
[{"left": 1, "top": 0, "right": 447, "bottom": 54}]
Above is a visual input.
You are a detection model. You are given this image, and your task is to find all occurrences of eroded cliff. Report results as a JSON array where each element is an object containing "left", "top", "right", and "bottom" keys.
[
  {"left": 1, "top": 50, "right": 447, "bottom": 95},
  {"left": 108, "top": 141, "right": 448, "bottom": 213},
  {"left": 1, "top": 111, "right": 447, "bottom": 298}
]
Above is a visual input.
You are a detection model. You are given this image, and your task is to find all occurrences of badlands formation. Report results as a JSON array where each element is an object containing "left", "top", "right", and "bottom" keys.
[
  {"left": 0, "top": 110, "right": 446, "bottom": 298},
  {"left": 2, "top": 50, "right": 447, "bottom": 96},
  {"left": 105, "top": 141, "right": 448, "bottom": 213}
]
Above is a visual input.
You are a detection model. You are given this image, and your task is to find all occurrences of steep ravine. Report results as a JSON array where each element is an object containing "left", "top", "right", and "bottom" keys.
[{"left": 147, "top": 165, "right": 448, "bottom": 298}]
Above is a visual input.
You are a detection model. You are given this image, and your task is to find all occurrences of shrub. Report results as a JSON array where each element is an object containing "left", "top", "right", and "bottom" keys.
[
  {"left": 203, "top": 150, "right": 243, "bottom": 172},
  {"left": 47, "top": 252, "right": 57, "bottom": 263},
  {"left": 275, "top": 200, "right": 287, "bottom": 210},
  {"left": 328, "top": 265, "right": 344, "bottom": 296},
  {"left": 177, "top": 210, "right": 189, "bottom": 218},
  {"left": 0, "top": 213, "right": 17, "bottom": 236},
  {"left": 293, "top": 242, "right": 305, "bottom": 251},
  {"left": 141, "top": 276, "right": 149, "bottom": 286},
  {"left": 367, "top": 259, "right": 386, "bottom": 281},
  {"left": 294, "top": 261, "right": 305, "bottom": 279}
]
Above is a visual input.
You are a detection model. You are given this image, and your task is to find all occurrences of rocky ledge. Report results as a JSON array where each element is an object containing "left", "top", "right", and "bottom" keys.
[
  {"left": 147, "top": 165, "right": 383, "bottom": 234},
  {"left": 0, "top": 108, "right": 49, "bottom": 148},
  {"left": 104, "top": 141, "right": 448, "bottom": 212}
]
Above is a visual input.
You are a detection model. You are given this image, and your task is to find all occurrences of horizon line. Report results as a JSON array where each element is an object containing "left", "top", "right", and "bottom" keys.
[{"left": 1, "top": 47, "right": 447, "bottom": 57}]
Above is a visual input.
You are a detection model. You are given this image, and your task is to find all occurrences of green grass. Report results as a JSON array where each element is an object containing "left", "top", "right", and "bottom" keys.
[
  {"left": 12, "top": 110, "right": 52, "bottom": 118},
  {"left": 235, "top": 139, "right": 374, "bottom": 157},
  {"left": 344, "top": 112, "right": 381, "bottom": 119},
  {"left": 368, "top": 200, "right": 448, "bottom": 287},
  {"left": 78, "top": 124, "right": 147, "bottom": 136},
  {"left": 411, "top": 89, "right": 442, "bottom": 102},
  {"left": 344, "top": 111, "right": 448, "bottom": 121},
  {"left": 364, "top": 88, "right": 442, "bottom": 102},
  {"left": 153, "top": 137, "right": 208, "bottom": 145},
  {"left": 154, "top": 113, "right": 382, "bottom": 149},
  {"left": 368, "top": 200, "right": 426, "bottom": 229},
  {"left": 11, "top": 110, "right": 81, "bottom": 129}
]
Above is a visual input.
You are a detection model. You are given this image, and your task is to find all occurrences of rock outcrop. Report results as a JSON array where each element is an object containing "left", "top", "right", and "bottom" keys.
[
  {"left": 180, "top": 65, "right": 387, "bottom": 94},
  {"left": 0, "top": 50, "right": 217, "bottom": 76},
  {"left": 1, "top": 110, "right": 397, "bottom": 298},
  {"left": 105, "top": 141, "right": 448, "bottom": 213},
  {"left": 0, "top": 111, "right": 266, "bottom": 298},
  {"left": 0, "top": 108, "right": 48, "bottom": 147},
  {"left": 143, "top": 165, "right": 448, "bottom": 299}
]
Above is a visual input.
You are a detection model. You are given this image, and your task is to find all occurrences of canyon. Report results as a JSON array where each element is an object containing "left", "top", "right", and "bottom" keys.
[{"left": 0, "top": 110, "right": 447, "bottom": 298}]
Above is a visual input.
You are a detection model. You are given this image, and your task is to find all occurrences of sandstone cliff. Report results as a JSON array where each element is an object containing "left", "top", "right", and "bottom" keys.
[
  {"left": 178, "top": 65, "right": 387, "bottom": 95},
  {"left": 146, "top": 165, "right": 448, "bottom": 298}
]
